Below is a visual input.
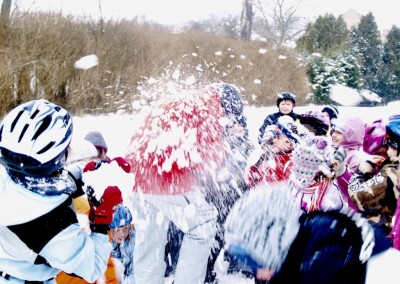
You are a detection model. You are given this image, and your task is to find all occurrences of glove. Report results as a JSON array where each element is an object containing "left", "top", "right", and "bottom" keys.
[
  {"left": 87, "top": 185, "right": 123, "bottom": 234},
  {"left": 333, "top": 146, "right": 347, "bottom": 177},
  {"left": 111, "top": 157, "right": 131, "bottom": 173}
]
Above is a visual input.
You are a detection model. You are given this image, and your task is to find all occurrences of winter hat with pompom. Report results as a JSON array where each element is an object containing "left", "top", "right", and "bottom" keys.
[
  {"left": 224, "top": 183, "right": 302, "bottom": 272},
  {"left": 322, "top": 104, "right": 339, "bottom": 121},
  {"left": 290, "top": 136, "right": 333, "bottom": 189}
]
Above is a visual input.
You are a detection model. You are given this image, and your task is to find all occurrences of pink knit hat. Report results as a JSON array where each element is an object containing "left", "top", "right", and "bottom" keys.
[{"left": 290, "top": 136, "right": 333, "bottom": 188}]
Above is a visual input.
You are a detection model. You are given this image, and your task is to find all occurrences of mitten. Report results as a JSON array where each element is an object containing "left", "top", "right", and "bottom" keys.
[
  {"left": 83, "top": 159, "right": 109, "bottom": 173},
  {"left": 333, "top": 146, "right": 347, "bottom": 177},
  {"left": 111, "top": 157, "right": 131, "bottom": 173},
  {"left": 87, "top": 185, "right": 123, "bottom": 234}
]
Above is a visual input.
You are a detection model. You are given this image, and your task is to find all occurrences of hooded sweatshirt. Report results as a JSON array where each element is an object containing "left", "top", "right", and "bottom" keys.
[{"left": 332, "top": 116, "right": 366, "bottom": 174}]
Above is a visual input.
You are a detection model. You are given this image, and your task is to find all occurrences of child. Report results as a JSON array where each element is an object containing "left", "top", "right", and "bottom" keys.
[
  {"left": 224, "top": 184, "right": 375, "bottom": 284},
  {"left": 321, "top": 104, "right": 339, "bottom": 127},
  {"left": 109, "top": 204, "right": 136, "bottom": 284},
  {"left": 330, "top": 115, "right": 366, "bottom": 174},
  {"left": 298, "top": 110, "right": 330, "bottom": 137},
  {"left": 0, "top": 99, "right": 122, "bottom": 283},
  {"left": 289, "top": 136, "right": 349, "bottom": 213},
  {"left": 247, "top": 123, "right": 298, "bottom": 187},
  {"left": 258, "top": 92, "right": 298, "bottom": 145},
  {"left": 349, "top": 116, "right": 400, "bottom": 243}
]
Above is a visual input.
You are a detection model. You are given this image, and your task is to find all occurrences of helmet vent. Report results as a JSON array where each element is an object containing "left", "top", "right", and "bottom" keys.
[
  {"left": 11, "top": 110, "right": 24, "bottom": 132},
  {"left": 19, "top": 124, "right": 29, "bottom": 143},
  {"left": 37, "top": 141, "right": 55, "bottom": 154},
  {"left": 30, "top": 109, "right": 39, "bottom": 119},
  {"left": 32, "top": 115, "right": 51, "bottom": 140}
]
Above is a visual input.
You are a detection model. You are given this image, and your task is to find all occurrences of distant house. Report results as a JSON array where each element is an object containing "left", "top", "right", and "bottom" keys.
[
  {"left": 340, "top": 8, "right": 388, "bottom": 42},
  {"left": 341, "top": 8, "right": 362, "bottom": 29}
]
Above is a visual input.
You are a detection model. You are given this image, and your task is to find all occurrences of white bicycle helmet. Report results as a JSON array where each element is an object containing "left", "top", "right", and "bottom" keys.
[{"left": 0, "top": 99, "right": 73, "bottom": 177}]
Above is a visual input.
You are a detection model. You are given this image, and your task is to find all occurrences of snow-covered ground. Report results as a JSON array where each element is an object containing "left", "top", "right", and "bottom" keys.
[{"left": 71, "top": 103, "right": 400, "bottom": 283}]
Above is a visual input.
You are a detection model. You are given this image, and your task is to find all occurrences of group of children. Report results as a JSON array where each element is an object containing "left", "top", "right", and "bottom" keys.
[
  {"left": 224, "top": 92, "right": 400, "bottom": 283},
  {"left": 1, "top": 86, "right": 400, "bottom": 284}
]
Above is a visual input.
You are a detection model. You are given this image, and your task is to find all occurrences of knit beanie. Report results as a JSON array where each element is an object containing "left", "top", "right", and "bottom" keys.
[
  {"left": 290, "top": 136, "right": 333, "bottom": 189},
  {"left": 321, "top": 104, "right": 339, "bottom": 121},
  {"left": 299, "top": 111, "right": 330, "bottom": 136},
  {"left": 84, "top": 131, "right": 108, "bottom": 153},
  {"left": 224, "top": 183, "right": 302, "bottom": 272},
  {"left": 210, "top": 83, "right": 244, "bottom": 117}
]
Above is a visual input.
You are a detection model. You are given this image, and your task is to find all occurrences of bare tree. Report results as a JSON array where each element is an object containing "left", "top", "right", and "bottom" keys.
[
  {"left": 0, "top": 0, "right": 12, "bottom": 43},
  {"left": 240, "top": 0, "right": 253, "bottom": 40},
  {"left": 254, "top": 0, "right": 304, "bottom": 46}
]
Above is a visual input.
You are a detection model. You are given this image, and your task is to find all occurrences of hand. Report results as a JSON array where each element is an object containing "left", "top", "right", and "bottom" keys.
[
  {"left": 87, "top": 185, "right": 123, "bottom": 233},
  {"left": 332, "top": 147, "right": 347, "bottom": 177}
]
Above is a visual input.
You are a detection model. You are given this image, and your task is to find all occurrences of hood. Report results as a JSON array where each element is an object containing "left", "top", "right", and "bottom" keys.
[
  {"left": 0, "top": 166, "right": 69, "bottom": 226},
  {"left": 334, "top": 116, "right": 365, "bottom": 151}
]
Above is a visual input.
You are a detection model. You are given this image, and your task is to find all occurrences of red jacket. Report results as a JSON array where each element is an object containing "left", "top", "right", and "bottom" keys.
[{"left": 247, "top": 153, "right": 293, "bottom": 188}]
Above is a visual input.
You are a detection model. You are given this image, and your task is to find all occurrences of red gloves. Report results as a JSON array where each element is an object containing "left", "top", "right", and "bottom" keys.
[
  {"left": 83, "top": 156, "right": 130, "bottom": 233},
  {"left": 87, "top": 185, "right": 123, "bottom": 234}
]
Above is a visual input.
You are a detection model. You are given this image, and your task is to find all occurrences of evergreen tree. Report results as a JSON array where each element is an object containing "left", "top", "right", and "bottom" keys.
[
  {"left": 380, "top": 26, "right": 400, "bottom": 103},
  {"left": 352, "top": 12, "right": 383, "bottom": 94},
  {"left": 308, "top": 50, "right": 361, "bottom": 103},
  {"left": 296, "top": 13, "right": 350, "bottom": 56}
]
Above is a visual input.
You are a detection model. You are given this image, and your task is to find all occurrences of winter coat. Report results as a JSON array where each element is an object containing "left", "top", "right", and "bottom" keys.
[
  {"left": 349, "top": 156, "right": 400, "bottom": 230},
  {"left": 0, "top": 166, "right": 111, "bottom": 283},
  {"left": 126, "top": 89, "right": 226, "bottom": 195},
  {"left": 290, "top": 178, "right": 345, "bottom": 214},
  {"left": 270, "top": 211, "right": 368, "bottom": 284},
  {"left": 258, "top": 112, "right": 299, "bottom": 144},
  {"left": 247, "top": 153, "right": 292, "bottom": 188},
  {"left": 111, "top": 230, "right": 135, "bottom": 284},
  {"left": 56, "top": 196, "right": 119, "bottom": 284}
]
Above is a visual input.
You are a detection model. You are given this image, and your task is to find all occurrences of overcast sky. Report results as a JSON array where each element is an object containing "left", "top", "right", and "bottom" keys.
[{"left": 14, "top": 0, "right": 399, "bottom": 30}]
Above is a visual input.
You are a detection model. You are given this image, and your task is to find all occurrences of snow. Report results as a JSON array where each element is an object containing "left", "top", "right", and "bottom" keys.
[
  {"left": 68, "top": 85, "right": 400, "bottom": 283},
  {"left": 73, "top": 54, "right": 99, "bottom": 70}
]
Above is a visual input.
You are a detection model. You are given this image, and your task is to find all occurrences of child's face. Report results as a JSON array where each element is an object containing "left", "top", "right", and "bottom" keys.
[
  {"left": 110, "top": 225, "right": 130, "bottom": 244},
  {"left": 387, "top": 145, "right": 398, "bottom": 158},
  {"left": 278, "top": 100, "right": 294, "bottom": 114},
  {"left": 272, "top": 134, "right": 293, "bottom": 153},
  {"left": 331, "top": 129, "right": 345, "bottom": 147}
]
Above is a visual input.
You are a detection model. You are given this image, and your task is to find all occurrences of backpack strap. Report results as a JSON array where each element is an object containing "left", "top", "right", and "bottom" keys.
[{"left": 5, "top": 196, "right": 77, "bottom": 265}]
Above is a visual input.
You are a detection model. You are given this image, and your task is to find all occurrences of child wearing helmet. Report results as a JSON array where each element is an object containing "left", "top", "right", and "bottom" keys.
[
  {"left": 57, "top": 130, "right": 132, "bottom": 284},
  {"left": 0, "top": 99, "right": 122, "bottom": 283},
  {"left": 349, "top": 116, "right": 400, "bottom": 249},
  {"left": 109, "top": 204, "right": 135, "bottom": 284},
  {"left": 258, "top": 92, "right": 299, "bottom": 145},
  {"left": 246, "top": 122, "right": 301, "bottom": 187}
]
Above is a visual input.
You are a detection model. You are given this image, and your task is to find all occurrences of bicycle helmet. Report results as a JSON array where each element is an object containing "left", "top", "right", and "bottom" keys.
[
  {"left": 277, "top": 92, "right": 296, "bottom": 107},
  {"left": 109, "top": 204, "right": 133, "bottom": 229},
  {"left": 386, "top": 117, "right": 400, "bottom": 151},
  {"left": 363, "top": 119, "right": 387, "bottom": 155},
  {"left": 0, "top": 99, "right": 73, "bottom": 178}
]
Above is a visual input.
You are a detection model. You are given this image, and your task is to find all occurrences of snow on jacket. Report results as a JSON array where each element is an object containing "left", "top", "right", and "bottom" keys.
[
  {"left": 125, "top": 88, "right": 226, "bottom": 195},
  {"left": 258, "top": 112, "right": 299, "bottom": 144},
  {"left": 0, "top": 166, "right": 110, "bottom": 283},
  {"left": 111, "top": 230, "right": 135, "bottom": 284},
  {"left": 247, "top": 153, "right": 293, "bottom": 188},
  {"left": 349, "top": 156, "right": 400, "bottom": 229}
]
